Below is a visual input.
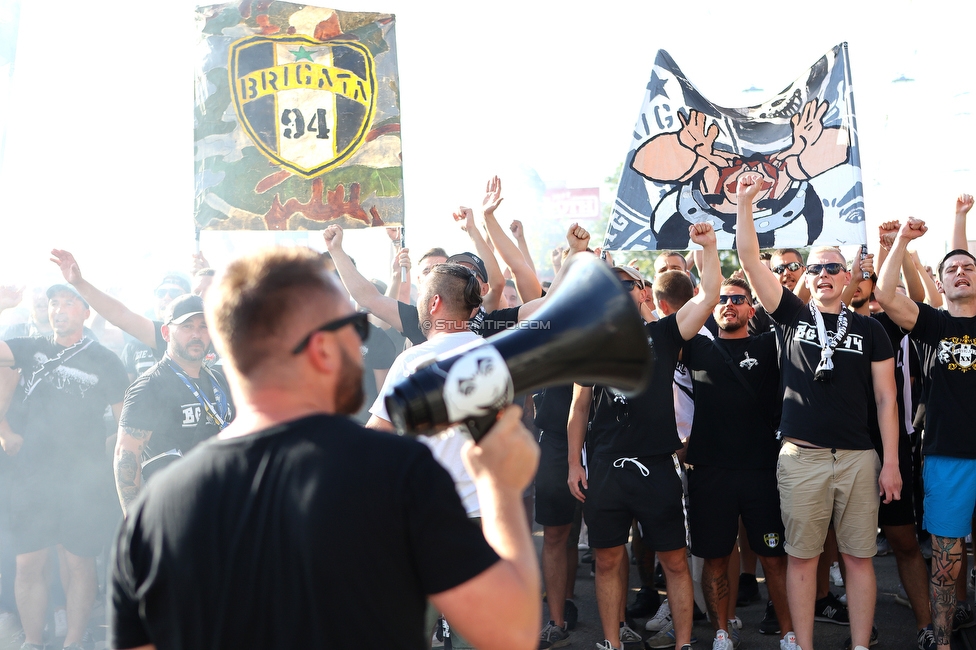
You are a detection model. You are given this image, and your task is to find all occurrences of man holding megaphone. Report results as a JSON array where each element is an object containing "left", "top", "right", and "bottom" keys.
[{"left": 567, "top": 222, "right": 723, "bottom": 650}]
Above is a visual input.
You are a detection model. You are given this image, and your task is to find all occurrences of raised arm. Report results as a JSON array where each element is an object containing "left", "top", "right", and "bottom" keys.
[
  {"left": 479, "top": 177, "right": 542, "bottom": 302},
  {"left": 509, "top": 220, "right": 537, "bottom": 278},
  {"left": 675, "top": 222, "right": 722, "bottom": 340},
  {"left": 50, "top": 249, "right": 157, "bottom": 347},
  {"left": 453, "top": 205, "right": 505, "bottom": 312},
  {"left": 875, "top": 219, "right": 927, "bottom": 330},
  {"left": 517, "top": 223, "right": 590, "bottom": 321},
  {"left": 0, "top": 285, "right": 23, "bottom": 319},
  {"left": 566, "top": 384, "right": 592, "bottom": 503},
  {"left": 386, "top": 247, "right": 412, "bottom": 303},
  {"left": 951, "top": 193, "right": 974, "bottom": 252},
  {"left": 910, "top": 250, "right": 942, "bottom": 308},
  {"left": 323, "top": 226, "right": 403, "bottom": 331},
  {"left": 734, "top": 173, "right": 786, "bottom": 312}
]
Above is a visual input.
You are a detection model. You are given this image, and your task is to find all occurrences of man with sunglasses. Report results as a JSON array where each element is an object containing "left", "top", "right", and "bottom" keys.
[
  {"left": 736, "top": 172, "right": 900, "bottom": 650},
  {"left": 682, "top": 278, "right": 793, "bottom": 650},
  {"left": 113, "top": 294, "right": 234, "bottom": 517},
  {"left": 109, "top": 248, "right": 542, "bottom": 650},
  {"left": 567, "top": 222, "right": 722, "bottom": 650},
  {"left": 875, "top": 218, "right": 976, "bottom": 650},
  {"left": 769, "top": 250, "right": 806, "bottom": 292}
]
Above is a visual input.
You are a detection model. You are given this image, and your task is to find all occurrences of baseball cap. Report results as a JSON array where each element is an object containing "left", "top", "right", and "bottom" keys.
[
  {"left": 614, "top": 265, "right": 646, "bottom": 289},
  {"left": 46, "top": 284, "right": 89, "bottom": 308},
  {"left": 446, "top": 252, "right": 488, "bottom": 283},
  {"left": 164, "top": 294, "right": 204, "bottom": 325},
  {"left": 157, "top": 273, "right": 191, "bottom": 294}
]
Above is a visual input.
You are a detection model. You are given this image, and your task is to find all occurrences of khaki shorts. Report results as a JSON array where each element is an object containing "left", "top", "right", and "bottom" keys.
[{"left": 776, "top": 442, "right": 880, "bottom": 559}]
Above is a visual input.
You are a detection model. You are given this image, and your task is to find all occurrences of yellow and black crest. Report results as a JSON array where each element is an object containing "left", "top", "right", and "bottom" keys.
[{"left": 229, "top": 34, "right": 376, "bottom": 178}]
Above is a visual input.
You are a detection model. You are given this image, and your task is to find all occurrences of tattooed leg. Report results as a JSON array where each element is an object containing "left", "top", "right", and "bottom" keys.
[
  {"left": 703, "top": 556, "right": 732, "bottom": 633},
  {"left": 930, "top": 535, "right": 963, "bottom": 649}
]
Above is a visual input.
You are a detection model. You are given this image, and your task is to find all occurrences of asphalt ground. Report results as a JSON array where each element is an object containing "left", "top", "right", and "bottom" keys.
[{"left": 535, "top": 533, "right": 960, "bottom": 650}]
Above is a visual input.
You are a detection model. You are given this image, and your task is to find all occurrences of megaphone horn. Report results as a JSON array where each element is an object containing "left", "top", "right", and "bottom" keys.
[{"left": 385, "top": 254, "right": 655, "bottom": 441}]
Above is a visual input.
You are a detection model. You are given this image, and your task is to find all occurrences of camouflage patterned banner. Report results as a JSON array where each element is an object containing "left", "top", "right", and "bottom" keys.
[{"left": 194, "top": 2, "right": 403, "bottom": 231}]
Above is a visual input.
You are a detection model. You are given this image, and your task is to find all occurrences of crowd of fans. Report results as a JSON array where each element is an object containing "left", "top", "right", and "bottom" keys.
[{"left": 0, "top": 176, "right": 973, "bottom": 650}]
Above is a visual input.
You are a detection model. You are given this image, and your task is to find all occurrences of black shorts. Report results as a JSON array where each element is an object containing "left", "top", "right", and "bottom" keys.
[
  {"left": 534, "top": 431, "right": 578, "bottom": 527},
  {"left": 878, "top": 434, "right": 915, "bottom": 528},
  {"left": 687, "top": 464, "right": 786, "bottom": 559},
  {"left": 583, "top": 453, "right": 687, "bottom": 551},
  {"left": 8, "top": 462, "right": 120, "bottom": 557}
]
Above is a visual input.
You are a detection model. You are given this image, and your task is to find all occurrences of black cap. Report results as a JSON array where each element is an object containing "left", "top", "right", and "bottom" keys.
[
  {"left": 164, "top": 294, "right": 204, "bottom": 324},
  {"left": 157, "top": 273, "right": 191, "bottom": 294},
  {"left": 446, "top": 252, "right": 488, "bottom": 283},
  {"left": 46, "top": 284, "right": 88, "bottom": 308}
]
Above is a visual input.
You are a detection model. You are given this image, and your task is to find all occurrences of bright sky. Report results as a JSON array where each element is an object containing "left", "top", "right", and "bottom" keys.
[{"left": 0, "top": 0, "right": 972, "bottom": 313}]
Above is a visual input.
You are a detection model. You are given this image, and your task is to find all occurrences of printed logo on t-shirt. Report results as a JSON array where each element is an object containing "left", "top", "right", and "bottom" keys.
[
  {"left": 763, "top": 532, "right": 780, "bottom": 549},
  {"left": 30, "top": 353, "right": 100, "bottom": 396},
  {"left": 793, "top": 323, "right": 863, "bottom": 354},
  {"left": 181, "top": 402, "right": 203, "bottom": 427},
  {"left": 739, "top": 352, "right": 758, "bottom": 370},
  {"left": 936, "top": 336, "right": 976, "bottom": 372}
]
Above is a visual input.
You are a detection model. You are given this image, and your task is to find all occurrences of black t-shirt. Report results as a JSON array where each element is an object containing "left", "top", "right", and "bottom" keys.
[
  {"left": 395, "top": 302, "right": 520, "bottom": 345},
  {"left": 120, "top": 322, "right": 166, "bottom": 379},
  {"left": 769, "top": 288, "right": 893, "bottom": 449},
  {"left": 352, "top": 324, "right": 397, "bottom": 425},
  {"left": 6, "top": 336, "right": 129, "bottom": 471},
  {"left": 119, "top": 357, "right": 234, "bottom": 458},
  {"left": 682, "top": 332, "right": 782, "bottom": 468},
  {"left": 587, "top": 316, "right": 684, "bottom": 458},
  {"left": 909, "top": 304, "right": 976, "bottom": 457},
  {"left": 109, "top": 414, "right": 499, "bottom": 650},
  {"left": 532, "top": 385, "right": 573, "bottom": 438}
]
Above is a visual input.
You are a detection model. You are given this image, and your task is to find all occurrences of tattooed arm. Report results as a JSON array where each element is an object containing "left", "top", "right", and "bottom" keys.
[{"left": 114, "top": 425, "right": 152, "bottom": 518}]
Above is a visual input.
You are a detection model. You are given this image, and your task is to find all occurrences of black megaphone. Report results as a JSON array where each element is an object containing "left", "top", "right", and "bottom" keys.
[{"left": 384, "top": 253, "right": 654, "bottom": 441}]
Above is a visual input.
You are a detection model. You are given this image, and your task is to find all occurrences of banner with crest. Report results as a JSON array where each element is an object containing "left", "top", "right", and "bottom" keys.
[
  {"left": 606, "top": 43, "right": 864, "bottom": 251},
  {"left": 194, "top": 2, "right": 403, "bottom": 231}
]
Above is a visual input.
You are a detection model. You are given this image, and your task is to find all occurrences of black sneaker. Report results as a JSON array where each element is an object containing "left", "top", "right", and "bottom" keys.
[
  {"left": 954, "top": 602, "right": 976, "bottom": 630},
  {"left": 628, "top": 587, "right": 662, "bottom": 619},
  {"left": 759, "top": 600, "right": 780, "bottom": 635},
  {"left": 737, "top": 573, "right": 761, "bottom": 606},
  {"left": 815, "top": 592, "right": 850, "bottom": 625},
  {"left": 841, "top": 624, "right": 878, "bottom": 649},
  {"left": 565, "top": 600, "right": 579, "bottom": 630}
]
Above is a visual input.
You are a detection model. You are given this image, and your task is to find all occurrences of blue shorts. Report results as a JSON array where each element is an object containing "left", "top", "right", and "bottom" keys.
[{"left": 922, "top": 456, "right": 976, "bottom": 538}]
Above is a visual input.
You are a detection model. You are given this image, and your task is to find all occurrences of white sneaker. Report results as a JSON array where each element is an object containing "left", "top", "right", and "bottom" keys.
[
  {"left": 728, "top": 617, "right": 742, "bottom": 630},
  {"left": 839, "top": 593, "right": 848, "bottom": 605},
  {"left": 54, "top": 609, "right": 67, "bottom": 638},
  {"left": 781, "top": 631, "right": 801, "bottom": 650},
  {"left": 646, "top": 599, "right": 671, "bottom": 631},
  {"left": 830, "top": 561, "right": 844, "bottom": 586},
  {"left": 713, "top": 630, "right": 734, "bottom": 650},
  {"left": 597, "top": 641, "right": 622, "bottom": 650}
]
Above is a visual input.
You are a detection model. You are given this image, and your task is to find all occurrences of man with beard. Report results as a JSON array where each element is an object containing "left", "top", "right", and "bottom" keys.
[
  {"left": 681, "top": 278, "right": 793, "bottom": 650},
  {"left": 113, "top": 294, "right": 234, "bottom": 516},
  {"left": 109, "top": 247, "right": 541, "bottom": 650}
]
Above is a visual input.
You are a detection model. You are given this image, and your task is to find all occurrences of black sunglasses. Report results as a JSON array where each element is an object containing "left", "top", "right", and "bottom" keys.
[
  {"left": 806, "top": 263, "right": 845, "bottom": 276},
  {"left": 719, "top": 294, "right": 750, "bottom": 305},
  {"left": 772, "top": 262, "right": 803, "bottom": 274},
  {"left": 620, "top": 279, "right": 644, "bottom": 291},
  {"left": 291, "top": 312, "right": 370, "bottom": 354}
]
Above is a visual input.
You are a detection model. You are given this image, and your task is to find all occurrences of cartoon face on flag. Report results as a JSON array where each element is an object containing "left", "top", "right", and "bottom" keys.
[
  {"left": 194, "top": 2, "right": 403, "bottom": 231},
  {"left": 607, "top": 44, "right": 864, "bottom": 251}
]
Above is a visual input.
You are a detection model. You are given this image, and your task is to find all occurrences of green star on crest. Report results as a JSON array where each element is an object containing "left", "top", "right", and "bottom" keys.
[{"left": 290, "top": 46, "right": 314, "bottom": 62}]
